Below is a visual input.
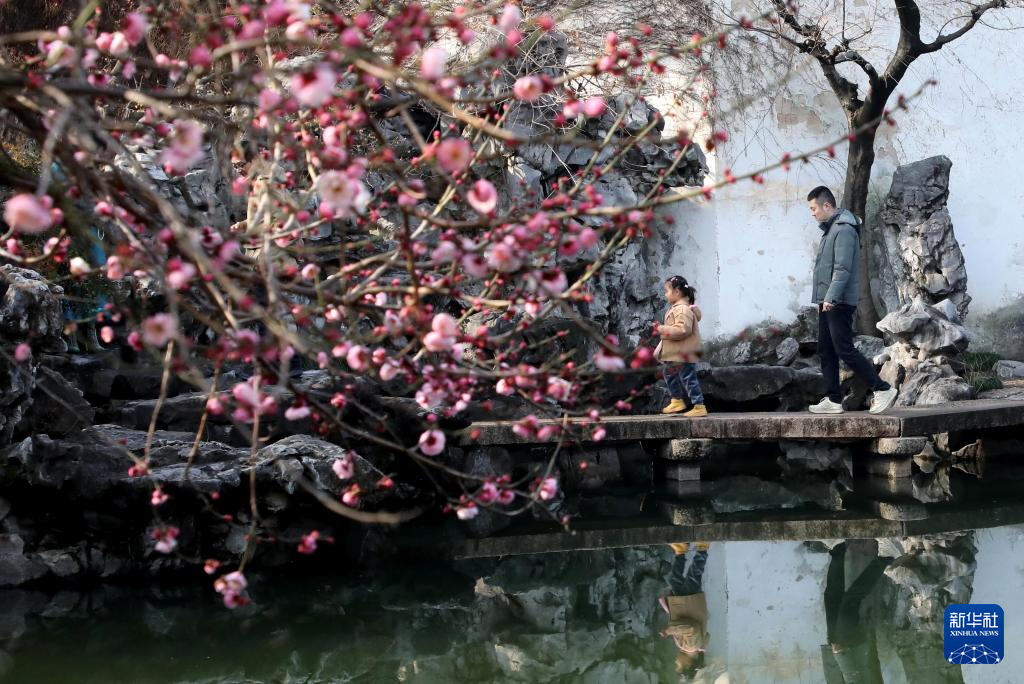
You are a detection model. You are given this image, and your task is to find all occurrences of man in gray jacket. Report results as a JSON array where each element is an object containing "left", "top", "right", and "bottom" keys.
[{"left": 807, "top": 186, "right": 898, "bottom": 414}]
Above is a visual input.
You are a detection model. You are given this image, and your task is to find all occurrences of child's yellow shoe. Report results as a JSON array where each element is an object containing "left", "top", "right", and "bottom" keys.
[
  {"left": 669, "top": 543, "right": 690, "bottom": 555},
  {"left": 683, "top": 404, "right": 708, "bottom": 418},
  {"left": 661, "top": 399, "right": 685, "bottom": 414}
]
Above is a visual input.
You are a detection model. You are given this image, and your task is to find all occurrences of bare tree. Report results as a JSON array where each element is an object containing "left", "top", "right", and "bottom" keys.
[{"left": 737, "top": 0, "right": 1018, "bottom": 332}]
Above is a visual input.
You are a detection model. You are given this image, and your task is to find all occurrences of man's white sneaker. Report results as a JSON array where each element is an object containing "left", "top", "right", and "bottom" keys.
[
  {"left": 808, "top": 397, "right": 844, "bottom": 414},
  {"left": 869, "top": 387, "right": 899, "bottom": 414}
]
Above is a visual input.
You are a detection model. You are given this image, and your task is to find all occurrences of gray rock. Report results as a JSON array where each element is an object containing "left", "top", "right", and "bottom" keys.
[
  {"left": 18, "top": 365, "right": 94, "bottom": 437},
  {"left": 993, "top": 360, "right": 1024, "bottom": 380},
  {"left": 977, "top": 385, "right": 1024, "bottom": 401},
  {"left": 877, "top": 297, "right": 968, "bottom": 357},
  {"left": 915, "top": 377, "right": 972, "bottom": 405},
  {"left": 701, "top": 364, "right": 825, "bottom": 410},
  {"left": 874, "top": 156, "right": 970, "bottom": 319},
  {"left": 0, "top": 266, "right": 66, "bottom": 351},
  {"left": 778, "top": 441, "right": 851, "bottom": 474},
  {"left": 705, "top": 476, "right": 806, "bottom": 512},
  {"left": 36, "top": 549, "right": 80, "bottom": 578},
  {"left": 870, "top": 437, "right": 929, "bottom": 456},
  {"left": 0, "top": 534, "right": 46, "bottom": 587},
  {"left": 853, "top": 335, "right": 886, "bottom": 361},
  {"left": 257, "top": 434, "right": 384, "bottom": 498},
  {"left": 775, "top": 337, "right": 799, "bottom": 366}
]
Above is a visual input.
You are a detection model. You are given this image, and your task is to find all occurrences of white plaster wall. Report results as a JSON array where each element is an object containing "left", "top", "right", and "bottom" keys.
[
  {"left": 652, "top": 2, "right": 1024, "bottom": 344},
  {"left": 963, "top": 524, "right": 1024, "bottom": 683}
]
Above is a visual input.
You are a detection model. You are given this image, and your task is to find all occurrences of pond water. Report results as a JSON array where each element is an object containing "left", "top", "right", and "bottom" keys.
[{"left": 3, "top": 521, "right": 1022, "bottom": 683}]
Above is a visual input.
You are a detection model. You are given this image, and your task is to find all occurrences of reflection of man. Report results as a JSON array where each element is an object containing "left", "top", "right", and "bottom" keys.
[
  {"left": 821, "top": 542, "right": 889, "bottom": 684},
  {"left": 660, "top": 542, "right": 710, "bottom": 679}
]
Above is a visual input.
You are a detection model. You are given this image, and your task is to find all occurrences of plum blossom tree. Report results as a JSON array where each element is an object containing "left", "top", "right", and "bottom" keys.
[{"left": 0, "top": 0, "right": 924, "bottom": 603}]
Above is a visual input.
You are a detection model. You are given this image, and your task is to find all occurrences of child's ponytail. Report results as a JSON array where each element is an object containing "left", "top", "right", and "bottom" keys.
[{"left": 667, "top": 275, "right": 697, "bottom": 303}]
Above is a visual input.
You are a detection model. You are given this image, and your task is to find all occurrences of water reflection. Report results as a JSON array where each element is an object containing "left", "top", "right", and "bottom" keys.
[
  {"left": 660, "top": 542, "right": 710, "bottom": 679},
  {"left": 2, "top": 525, "right": 1020, "bottom": 683},
  {"left": 821, "top": 542, "right": 890, "bottom": 684}
]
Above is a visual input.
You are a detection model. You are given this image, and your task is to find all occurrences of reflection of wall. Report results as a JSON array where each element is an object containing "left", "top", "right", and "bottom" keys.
[
  {"left": 963, "top": 524, "right": 1024, "bottom": 684},
  {"left": 645, "top": 3, "right": 1024, "bottom": 355},
  {"left": 703, "top": 541, "right": 832, "bottom": 683}
]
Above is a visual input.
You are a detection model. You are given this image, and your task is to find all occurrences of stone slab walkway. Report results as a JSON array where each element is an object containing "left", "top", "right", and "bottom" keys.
[{"left": 462, "top": 399, "right": 1024, "bottom": 445}]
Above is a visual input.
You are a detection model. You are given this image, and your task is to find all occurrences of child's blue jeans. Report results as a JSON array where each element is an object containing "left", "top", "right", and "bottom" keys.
[{"left": 664, "top": 363, "right": 704, "bottom": 405}]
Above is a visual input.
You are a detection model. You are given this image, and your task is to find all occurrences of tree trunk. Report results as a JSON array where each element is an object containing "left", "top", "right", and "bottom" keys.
[{"left": 842, "top": 121, "right": 881, "bottom": 336}]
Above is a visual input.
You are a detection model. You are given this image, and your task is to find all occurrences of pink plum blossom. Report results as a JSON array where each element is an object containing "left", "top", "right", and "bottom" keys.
[
  {"left": 69, "top": 257, "right": 92, "bottom": 277},
  {"left": 317, "top": 170, "right": 370, "bottom": 218},
  {"left": 284, "top": 404, "right": 311, "bottom": 421},
  {"left": 214, "top": 571, "right": 250, "bottom": 608},
  {"left": 513, "top": 76, "right": 543, "bottom": 102},
  {"left": 467, "top": 179, "right": 498, "bottom": 214},
  {"left": 290, "top": 63, "right": 337, "bottom": 107},
  {"left": 432, "top": 313, "right": 459, "bottom": 338},
  {"left": 152, "top": 526, "right": 179, "bottom": 554},
  {"left": 486, "top": 241, "right": 522, "bottom": 273},
  {"left": 435, "top": 138, "right": 473, "bottom": 174},
  {"left": 166, "top": 261, "right": 197, "bottom": 290},
  {"left": 583, "top": 96, "right": 607, "bottom": 117},
  {"left": 160, "top": 120, "right": 204, "bottom": 174},
  {"left": 107, "top": 32, "right": 131, "bottom": 56},
  {"left": 418, "top": 429, "right": 446, "bottom": 456},
  {"left": 538, "top": 476, "right": 559, "bottom": 501},
  {"left": 332, "top": 455, "right": 355, "bottom": 480},
  {"left": 432, "top": 241, "right": 459, "bottom": 265},
  {"left": 456, "top": 502, "right": 479, "bottom": 520},
  {"left": 341, "top": 484, "right": 361, "bottom": 506},
  {"left": 3, "top": 193, "right": 53, "bottom": 234},
  {"left": 379, "top": 360, "right": 401, "bottom": 381},
  {"left": 142, "top": 313, "right": 175, "bottom": 347},
  {"left": 346, "top": 345, "right": 369, "bottom": 371},
  {"left": 420, "top": 46, "right": 447, "bottom": 80},
  {"left": 498, "top": 4, "right": 522, "bottom": 33},
  {"left": 14, "top": 343, "right": 31, "bottom": 363},
  {"left": 462, "top": 253, "right": 489, "bottom": 278},
  {"left": 121, "top": 13, "right": 150, "bottom": 45},
  {"left": 477, "top": 481, "right": 499, "bottom": 504},
  {"left": 297, "top": 530, "right": 320, "bottom": 554},
  {"left": 259, "top": 88, "right": 282, "bottom": 112},
  {"left": 594, "top": 348, "right": 625, "bottom": 371}
]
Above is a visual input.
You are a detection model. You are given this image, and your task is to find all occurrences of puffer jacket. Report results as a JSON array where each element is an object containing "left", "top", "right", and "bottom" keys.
[
  {"left": 812, "top": 208, "right": 861, "bottom": 306},
  {"left": 664, "top": 593, "right": 709, "bottom": 652},
  {"left": 656, "top": 302, "right": 702, "bottom": 363}
]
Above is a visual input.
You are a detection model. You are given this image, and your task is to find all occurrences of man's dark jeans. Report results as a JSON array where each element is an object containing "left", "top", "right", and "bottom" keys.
[
  {"left": 819, "top": 304, "right": 890, "bottom": 404},
  {"left": 670, "top": 549, "right": 708, "bottom": 596}
]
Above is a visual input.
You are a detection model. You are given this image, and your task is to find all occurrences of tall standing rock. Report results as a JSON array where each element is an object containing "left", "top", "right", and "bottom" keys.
[
  {"left": 873, "top": 156, "right": 970, "bottom": 319},
  {"left": 0, "top": 265, "right": 66, "bottom": 352}
]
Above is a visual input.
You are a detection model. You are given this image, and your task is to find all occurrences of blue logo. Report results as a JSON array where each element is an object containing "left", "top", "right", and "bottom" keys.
[{"left": 944, "top": 604, "right": 1004, "bottom": 665}]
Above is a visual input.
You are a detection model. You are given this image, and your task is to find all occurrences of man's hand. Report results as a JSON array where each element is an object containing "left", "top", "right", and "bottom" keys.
[
  {"left": 822, "top": 302, "right": 835, "bottom": 312},
  {"left": 653, "top": 323, "right": 662, "bottom": 336}
]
